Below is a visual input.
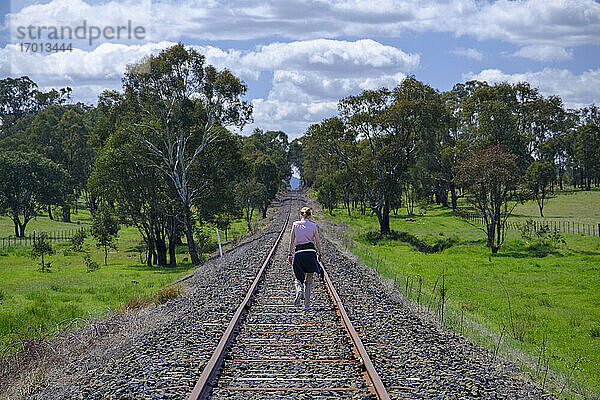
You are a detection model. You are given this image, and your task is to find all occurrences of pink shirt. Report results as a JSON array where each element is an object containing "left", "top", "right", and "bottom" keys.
[{"left": 293, "top": 218, "right": 317, "bottom": 245}]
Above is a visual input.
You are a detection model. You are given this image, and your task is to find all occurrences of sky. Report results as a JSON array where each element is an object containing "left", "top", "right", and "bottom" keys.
[{"left": 1, "top": 0, "right": 599, "bottom": 138}]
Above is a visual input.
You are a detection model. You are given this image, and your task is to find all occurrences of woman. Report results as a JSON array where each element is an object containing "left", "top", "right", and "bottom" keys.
[{"left": 287, "top": 206, "right": 323, "bottom": 309}]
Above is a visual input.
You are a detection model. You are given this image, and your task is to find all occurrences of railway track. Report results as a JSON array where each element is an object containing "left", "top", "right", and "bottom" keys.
[{"left": 188, "top": 194, "right": 390, "bottom": 399}]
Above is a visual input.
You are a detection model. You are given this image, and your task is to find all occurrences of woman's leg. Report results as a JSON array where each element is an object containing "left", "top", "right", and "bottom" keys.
[{"left": 304, "top": 273, "right": 314, "bottom": 309}]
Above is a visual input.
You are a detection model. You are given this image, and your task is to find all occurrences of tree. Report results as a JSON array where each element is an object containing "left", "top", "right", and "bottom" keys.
[
  {"left": 122, "top": 44, "right": 252, "bottom": 265},
  {"left": 334, "top": 78, "right": 448, "bottom": 233},
  {"left": 0, "top": 151, "right": 68, "bottom": 237},
  {"left": 315, "top": 174, "right": 339, "bottom": 215},
  {"left": 525, "top": 161, "right": 556, "bottom": 217},
  {"left": 88, "top": 129, "right": 180, "bottom": 267},
  {"left": 0, "top": 76, "right": 70, "bottom": 130},
  {"left": 236, "top": 180, "right": 266, "bottom": 232},
  {"left": 454, "top": 146, "right": 520, "bottom": 253},
  {"left": 574, "top": 121, "right": 600, "bottom": 190},
  {"left": 91, "top": 205, "right": 120, "bottom": 265},
  {"left": 31, "top": 232, "right": 54, "bottom": 272}
]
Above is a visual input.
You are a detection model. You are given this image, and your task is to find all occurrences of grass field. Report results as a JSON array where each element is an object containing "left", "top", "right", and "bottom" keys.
[
  {"left": 317, "top": 190, "right": 600, "bottom": 399},
  {"left": 511, "top": 187, "right": 600, "bottom": 224},
  {"left": 0, "top": 208, "right": 257, "bottom": 351}
]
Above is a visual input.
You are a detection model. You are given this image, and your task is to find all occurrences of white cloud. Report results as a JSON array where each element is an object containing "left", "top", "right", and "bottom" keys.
[
  {"left": 6, "top": 0, "right": 600, "bottom": 48},
  {"left": 511, "top": 45, "right": 573, "bottom": 62},
  {"left": 0, "top": 41, "right": 174, "bottom": 103},
  {"left": 451, "top": 47, "right": 483, "bottom": 60},
  {"left": 1, "top": 38, "right": 417, "bottom": 135},
  {"left": 463, "top": 68, "right": 600, "bottom": 109}
]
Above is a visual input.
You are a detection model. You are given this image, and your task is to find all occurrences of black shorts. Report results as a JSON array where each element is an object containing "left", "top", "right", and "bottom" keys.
[{"left": 292, "top": 243, "right": 320, "bottom": 282}]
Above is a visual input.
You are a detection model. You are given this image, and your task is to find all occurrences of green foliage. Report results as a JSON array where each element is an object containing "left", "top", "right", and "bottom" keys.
[
  {"left": 362, "top": 230, "right": 457, "bottom": 253},
  {"left": 194, "top": 226, "right": 216, "bottom": 257},
  {"left": 0, "top": 151, "right": 69, "bottom": 237},
  {"left": 83, "top": 253, "right": 99, "bottom": 273},
  {"left": 30, "top": 232, "right": 54, "bottom": 272},
  {"left": 70, "top": 229, "right": 87, "bottom": 251},
  {"left": 315, "top": 175, "right": 339, "bottom": 215},
  {"left": 91, "top": 205, "right": 119, "bottom": 265},
  {"left": 321, "top": 200, "right": 600, "bottom": 396},
  {"left": 525, "top": 161, "right": 556, "bottom": 217},
  {"left": 454, "top": 145, "right": 520, "bottom": 253}
]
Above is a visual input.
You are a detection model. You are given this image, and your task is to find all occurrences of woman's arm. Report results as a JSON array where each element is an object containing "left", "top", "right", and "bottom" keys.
[{"left": 314, "top": 226, "right": 323, "bottom": 261}]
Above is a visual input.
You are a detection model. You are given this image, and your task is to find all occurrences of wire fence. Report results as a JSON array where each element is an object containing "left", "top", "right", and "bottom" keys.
[
  {"left": 0, "top": 227, "right": 88, "bottom": 249},
  {"left": 460, "top": 212, "right": 600, "bottom": 237}
]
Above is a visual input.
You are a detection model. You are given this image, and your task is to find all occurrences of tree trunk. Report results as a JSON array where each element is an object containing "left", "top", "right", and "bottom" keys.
[
  {"left": 156, "top": 237, "right": 168, "bottom": 267},
  {"left": 62, "top": 205, "right": 71, "bottom": 223},
  {"left": 104, "top": 244, "right": 108, "bottom": 265},
  {"left": 183, "top": 207, "right": 201, "bottom": 265},
  {"left": 262, "top": 206, "right": 267, "bottom": 219},
  {"left": 168, "top": 239, "right": 176, "bottom": 266},
  {"left": 18, "top": 222, "right": 26, "bottom": 238},
  {"left": 48, "top": 205, "right": 53, "bottom": 220},
  {"left": 441, "top": 190, "right": 448, "bottom": 208},
  {"left": 13, "top": 219, "right": 19, "bottom": 237},
  {"left": 450, "top": 185, "right": 458, "bottom": 210},
  {"left": 377, "top": 200, "right": 391, "bottom": 234}
]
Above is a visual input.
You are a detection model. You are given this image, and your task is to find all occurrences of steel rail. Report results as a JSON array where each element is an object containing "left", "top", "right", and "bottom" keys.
[
  {"left": 322, "top": 263, "right": 392, "bottom": 400},
  {"left": 186, "top": 195, "right": 292, "bottom": 400}
]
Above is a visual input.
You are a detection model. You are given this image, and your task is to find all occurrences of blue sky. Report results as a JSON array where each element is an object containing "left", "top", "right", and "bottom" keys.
[{"left": 2, "top": 0, "right": 599, "bottom": 138}]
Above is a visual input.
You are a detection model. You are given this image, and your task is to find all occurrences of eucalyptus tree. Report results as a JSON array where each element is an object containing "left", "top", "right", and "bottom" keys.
[
  {"left": 0, "top": 76, "right": 70, "bottom": 131},
  {"left": 455, "top": 145, "right": 520, "bottom": 253},
  {"left": 242, "top": 129, "right": 292, "bottom": 218},
  {"left": 122, "top": 44, "right": 252, "bottom": 264},
  {"left": 525, "top": 160, "right": 556, "bottom": 217},
  {"left": 574, "top": 121, "right": 600, "bottom": 190},
  {"left": 0, "top": 151, "right": 68, "bottom": 237}
]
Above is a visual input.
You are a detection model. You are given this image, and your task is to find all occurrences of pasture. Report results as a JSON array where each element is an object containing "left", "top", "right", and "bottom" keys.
[
  {"left": 319, "top": 188, "right": 600, "bottom": 398},
  {"left": 0, "top": 209, "right": 255, "bottom": 351}
]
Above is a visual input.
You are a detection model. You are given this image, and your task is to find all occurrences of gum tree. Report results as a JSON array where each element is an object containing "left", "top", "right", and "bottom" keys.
[
  {"left": 525, "top": 160, "right": 556, "bottom": 217},
  {"left": 122, "top": 44, "right": 252, "bottom": 264},
  {"left": 455, "top": 145, "right": 520, "bottom": 253}
]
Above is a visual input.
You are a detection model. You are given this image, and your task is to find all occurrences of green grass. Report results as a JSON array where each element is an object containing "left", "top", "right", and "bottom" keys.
[
  {"left": 0, "top": 210, "right": 257, "bottom": 352},
  {"left": 0, "top": 202, "right": 93, "bottom": 238},
  {"left": 512, "top": 187, "right": 600, "bottom": 224},
  {"left": 318, "top": 195, "right": 600, "bottom": 399}
]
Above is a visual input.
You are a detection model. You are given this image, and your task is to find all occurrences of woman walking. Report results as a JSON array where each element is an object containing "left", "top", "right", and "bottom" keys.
[{"left": 288, "top": 207, "right": 323, "bottom": 309}]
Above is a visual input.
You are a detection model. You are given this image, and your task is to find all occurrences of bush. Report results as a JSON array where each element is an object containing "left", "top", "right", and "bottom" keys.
[
  {"left": 363, "top": 230, "right": 456, "bottom": 253},
  {"left": 590, "top": 325, "right": 600, "bottom": 338},
  {"left": 195, "top": 226, "right": 217, "bottom": 256},
  {"left": 124, "top": 295, "right": 150, "bottom": 310},
  {"left": 71, "top": 229, "right": 87, "bottom": 251},
  {"left": 154, "top": 285, "right": 182, "bottom": 304},
  {"left": 84, "top": 253, "right": 100, "bottom": 273},
  {"left": 31, "top": 232, "right": 54, "bottom": 272}
]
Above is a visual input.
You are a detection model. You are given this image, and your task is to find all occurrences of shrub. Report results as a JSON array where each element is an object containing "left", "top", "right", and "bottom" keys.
[
  {"left": 154, "top": 285, "right": 182, "bottom": 304},
  {"left": 84, "top": 253, "right": 100, "bottom": 273},
  {"left": 590, "top": 325, "right": 600, "bottom": 338},
  {"left": 31, "top": 232, "right": 54, "bottom": 272},
  {"left": 71, "top": 229, "right": 87, "bottom": 251},
  {"left": 124, "top": 295, "right": 150, "bottom": 310},
  {"left": 363, "top": 230, "right": 456, "bottom": 253},
  {"left": 195, "top": 226, "right": 216, "bottom": 256}
]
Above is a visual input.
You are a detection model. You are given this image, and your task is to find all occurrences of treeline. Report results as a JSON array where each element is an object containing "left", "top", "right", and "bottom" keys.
[
  {"left": 299, "top": 77, "right": 600, "bottom": 253},
  {"left": 0, "top": 44, "right": 291, "bottom": 266}
]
